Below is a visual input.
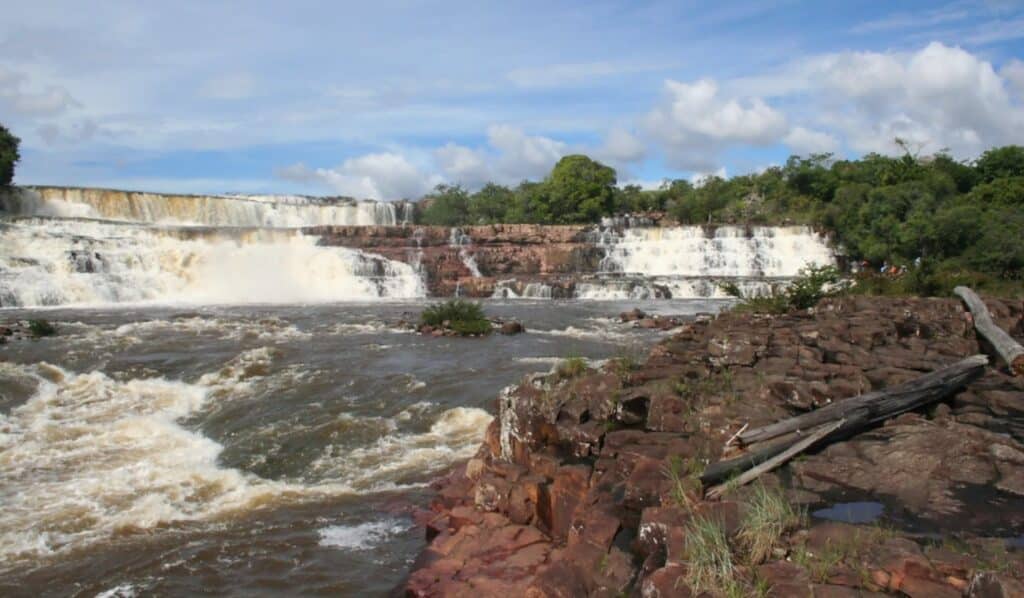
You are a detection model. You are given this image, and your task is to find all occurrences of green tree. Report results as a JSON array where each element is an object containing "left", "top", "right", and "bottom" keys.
[
  {"left": 418, "top": 184, "right": 471, "bottom": 226},
  {"left": 975, "top": 145, "right": 1024, "bottom": 182},
  {"left": 468, "top": 183, "right": 514, "bottom": 223},
  {"left": 545, "top": 155, "right": 617, "bottom": 223},
  {"left": 0, "top": 123, "right": 20, "bottom": 187}
]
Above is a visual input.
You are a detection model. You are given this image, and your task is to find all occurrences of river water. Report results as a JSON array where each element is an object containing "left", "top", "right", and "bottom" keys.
[{"left": 0, "top": 298, "right": 725, "bottom": 597}]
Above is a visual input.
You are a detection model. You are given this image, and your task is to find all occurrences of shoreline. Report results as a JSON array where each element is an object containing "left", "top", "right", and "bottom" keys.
[{"left": 400, "top": 295, "right": 1024, "bottom": 596}]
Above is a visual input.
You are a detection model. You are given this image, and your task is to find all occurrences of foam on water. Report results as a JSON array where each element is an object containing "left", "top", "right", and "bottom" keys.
[
  {"left": 0, "top": 359, "right": 319, "bottom": 569},
  {"left": 309, "top": 406, "right": 492, "bottom": 491},
  {"left": 318, "top": 519, "right": 411, "bottom": 551},
  {"left": 0, "top": 219, "right": 424, "bottom": 307}
]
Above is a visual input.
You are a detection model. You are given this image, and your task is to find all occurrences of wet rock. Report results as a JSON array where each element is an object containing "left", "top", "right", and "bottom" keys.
[
  {"left": 621, "top": 308, "right": 646, "bottom": 322},
  {"left": 968, "top": 571, "right": 1024, "bottom": 597},
  {"left": 500, "top": 321, "right": 525, "bottom": 335}
]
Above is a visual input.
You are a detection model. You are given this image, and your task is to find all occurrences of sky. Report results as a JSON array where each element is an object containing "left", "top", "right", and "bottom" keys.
[{"left": 2, "top": 0, "right": 1024, "bottom": 199}]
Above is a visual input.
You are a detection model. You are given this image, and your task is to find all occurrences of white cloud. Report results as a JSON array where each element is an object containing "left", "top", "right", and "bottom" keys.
[
  {"left": 597, "top": 128, "right": 646, "bottom": 164},
  {"left": 784, "top": 126, "right": 840, "bottom": 155},
  {"left": 1004, "top": 58, "right": 1024, "bottom": 98},
  {"left": 276, "top": 153, "right": 442, "bottom": 200},
  {"left": 644, "top": 78, "right": 787, "bottom": 170},
  {"left": 0, "top": 66, "right": 79, "bottom": 116},
  {"left": 434, "top": 125, "right": 567, "bottom": 187},
  {"left": 198, "top": 73, "right": 256, "bottom": 100},
  {"left": 851, "top": 4, "right": 969, "bottom": 34}
]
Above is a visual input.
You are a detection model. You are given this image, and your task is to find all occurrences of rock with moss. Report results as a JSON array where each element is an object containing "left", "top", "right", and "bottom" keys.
[{"left": 418, "top": 299, "right": 493, "bottom": 337}]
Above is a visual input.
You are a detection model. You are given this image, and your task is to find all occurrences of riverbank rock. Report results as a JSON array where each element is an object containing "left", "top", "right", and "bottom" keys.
[
  {"left": 499, "top": 321, "right": 525, "bottom": 335},
  {"left": 401, "top": 295, "right": 1024, "bottom": 596}
]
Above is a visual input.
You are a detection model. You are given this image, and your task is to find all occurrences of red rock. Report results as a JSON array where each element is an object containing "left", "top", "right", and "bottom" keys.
[
  {"left": 967, "top": 572, "right": 1024, "bottom": 597},
  {"left": 545, "top": 465, "right": 591, "bottom": 541},
  {"left": 758, "top": 560, "right": 812, "bottom": 597},
  {"left": 641, "top": 564, "right": 690, "bottom": 598}
]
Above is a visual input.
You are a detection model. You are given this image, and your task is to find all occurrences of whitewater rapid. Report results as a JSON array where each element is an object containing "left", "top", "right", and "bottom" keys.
[{"left": 0, "top": 349, "right": 490, "bottom": 570}]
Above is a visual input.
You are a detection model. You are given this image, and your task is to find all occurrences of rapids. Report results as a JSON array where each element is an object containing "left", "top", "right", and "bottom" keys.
[{"left": 0, "top": 299, "right": 726, "bottom": 596}]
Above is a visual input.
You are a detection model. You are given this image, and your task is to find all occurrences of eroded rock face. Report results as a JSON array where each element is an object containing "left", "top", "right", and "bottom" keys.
[
  {"left": 402, "top": 296, "right": 1024, "bottom": 596},
  {"left": 309, "top": 224, "right": 596, "bottom": 297}
]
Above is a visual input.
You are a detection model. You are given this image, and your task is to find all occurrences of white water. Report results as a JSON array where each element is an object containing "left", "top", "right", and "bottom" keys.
[
  {"left": 0, "top": 218, "right": 425, "bottom": 307},
  {"left": 491, "top": 280, "right": 554, "bottom": 299},
  {"left": 0, "top": 353, "right": 491, "bottom": 568},
  {"left": 449, "top": 227, "right": 482, "bottom": 277},
  {"left": 2, "top": 187, "right": 408, "bottom": 228},
  {"left": 598, "top": 225, "right": 834, "bottom": 278}
]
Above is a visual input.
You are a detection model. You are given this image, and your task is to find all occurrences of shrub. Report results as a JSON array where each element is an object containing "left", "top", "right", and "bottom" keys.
[
  {"left": 785, "top": 264, "right": 841, "bottom": 309},
  {"left": 28, "top": 319, "right": 57, "bottom": 337},
  {"left": 420, "top": 299, "right": 491, "bottom": 336},
  {"left": 725, "top": 264, "right": 841, "bottom": 313}
]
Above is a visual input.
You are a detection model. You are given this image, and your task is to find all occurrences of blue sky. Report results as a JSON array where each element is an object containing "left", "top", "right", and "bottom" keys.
[{"left": 2, "top": 0, "right": 1023, "bottom": 199}]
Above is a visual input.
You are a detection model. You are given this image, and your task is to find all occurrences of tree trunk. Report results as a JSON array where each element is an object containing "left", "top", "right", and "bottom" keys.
[{"left": 954, "top": 286, "right": 1024, "bottom": 376}]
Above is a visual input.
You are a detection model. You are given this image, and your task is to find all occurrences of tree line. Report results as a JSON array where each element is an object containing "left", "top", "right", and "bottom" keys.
[{"left": 416, "top": 145, "right": 1024, "bottom": 284}]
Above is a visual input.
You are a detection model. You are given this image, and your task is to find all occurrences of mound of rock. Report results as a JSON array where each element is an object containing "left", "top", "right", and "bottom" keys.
[{"left": 402, "top": 296, "right": 1024, "bottom": 597}]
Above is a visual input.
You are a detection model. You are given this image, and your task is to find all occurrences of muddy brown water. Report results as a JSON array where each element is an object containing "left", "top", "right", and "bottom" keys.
[{"left": 0, "top": 299, "right": 725, "bottom": 597}]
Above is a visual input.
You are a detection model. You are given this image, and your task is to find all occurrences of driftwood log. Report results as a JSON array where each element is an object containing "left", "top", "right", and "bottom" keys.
[
  {"left": 954, "top": 286, "right": 1024, "bottom": 376},
  {"left": 701, "top": 354, "right": 988, "bottom": 486}
]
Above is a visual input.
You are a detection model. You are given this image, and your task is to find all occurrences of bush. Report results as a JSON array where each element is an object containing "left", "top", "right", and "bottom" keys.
[
  {"left": 420, "top": 299, "right": 491, "bottom": 335},
  {"left": 556, "top": 356, "right": 588, "bottom": 380},
  {"left": 725, "top": 265, "right": 841, "bottom": 313},
  {"left": 28, "top": 319, "right": 57, "bottom": 337},
  {"left": 785, "top": 265, "right": 841, "bottom": 309}
]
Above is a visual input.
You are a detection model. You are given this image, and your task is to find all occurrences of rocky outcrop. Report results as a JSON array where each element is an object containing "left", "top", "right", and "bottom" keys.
[
  {"left": 402, "top": 296, "right": 1024, "bottom": 596},
  {"left": 310, "top": 224, "right": 600, "bottom": 297}
]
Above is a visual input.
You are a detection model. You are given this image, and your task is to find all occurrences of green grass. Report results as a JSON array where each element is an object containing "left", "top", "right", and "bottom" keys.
[
  {"left": 420, "top": 299, "right": 491, "bottom": 335},
  {"left": 737, "top": 484, "right": 803, "bottom": 565},
  {"left": 662, "top": 454, "right": 704, "bottom": 510},
  {"left": 556, "top": 355, "right": 588, "bottom": 380},
  {"left": 28, "top": 319, "right": 57, "bottom": 337},
  {"left": 682, "top": 516, "right": 739, "bottom": 595}
]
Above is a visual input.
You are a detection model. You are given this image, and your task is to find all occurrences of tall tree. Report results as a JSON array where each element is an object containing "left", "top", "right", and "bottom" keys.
[
  {"left": 0, "top": 123, "right": 20, "bottom": 187},
  {"left": 544, "top": 155, "right": 617, "bottom": 223}
]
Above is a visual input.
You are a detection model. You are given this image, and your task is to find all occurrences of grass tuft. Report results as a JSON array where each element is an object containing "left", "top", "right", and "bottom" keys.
[
  {"left": 682, "top": 516, "right": 737, "bottom": 594},
  {"left": 737, "top": 484, "right": 803, "bottom": 565}
]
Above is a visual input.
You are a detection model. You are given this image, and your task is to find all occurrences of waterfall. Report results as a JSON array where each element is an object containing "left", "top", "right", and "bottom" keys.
[
  {"left": 580, "top": 225, "right": 835, "bottom": 299},
  {"left": 491, "top": 280, "right": 554, "bottom": 299},
  {"left": 597, "top": 225, "right": 833, "bottom": 277},
  {"left": 448, "top": 227, "right": 482, "bottom": 277},
  {"left": 1, "top": 186, "right": 407, "bottom": 228},
  {"left": 0, "top": 219, "right": 425, "bottom": 307}
]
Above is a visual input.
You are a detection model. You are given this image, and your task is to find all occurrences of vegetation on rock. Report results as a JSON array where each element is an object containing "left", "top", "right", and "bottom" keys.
[
  {"left": 419, "top": 299, "right": 491, "bottom": 335},
  {"left": 28, "top": 319, "right": 57, "bottom": 337},
  {"left": 724, "top": 264, "right": 842, "bottom": 313}
]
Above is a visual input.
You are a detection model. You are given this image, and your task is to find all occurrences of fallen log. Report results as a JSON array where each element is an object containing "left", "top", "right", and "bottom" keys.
[
  {"left": 701, "top": 354, "right": 988, "bottom": 485},
  {"left": 954, "top": 286, "right": 1024, "bottom": 376},
  {"left": 736, "top": 354, "right": 988, "bottom": 446},
  {"left": 705, "top": 419, "right": 844, "bottom": 500}
]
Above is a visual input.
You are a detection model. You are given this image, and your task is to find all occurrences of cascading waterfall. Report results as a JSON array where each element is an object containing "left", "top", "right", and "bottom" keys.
[
  {"left": 449, "top": 227, "right": 482, "bottom": 277},
  {"left": 0, "top": 186, "right": 425, "bottom": 307},
  {"left": 2, "top": 186, "right": 408, "bottom": 227},
  {"left": 0, "top": 218, "right": 424, "bottom": 307},
  {"left": 578, "top": 225, "right": 835, "bottom": 299},
  {"left": 491, "top": 280, "right": 554, "bottom": 299}
]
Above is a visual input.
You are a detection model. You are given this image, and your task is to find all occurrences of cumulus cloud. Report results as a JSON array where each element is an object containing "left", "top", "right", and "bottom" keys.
[
  {"left": 434, "top": 125, "right": 567, "bottom": 187},
  {"left": 276, "top": 152, "right": 442, "bottom": 200},
  {"left": 597, "top": 128, "right": 646, "bottom": 164},
  {"left": 1001, "top": 58, "right": 1024, "bottom": 98},
  {"left": 644, "top": 78, "right": 787, "bottom": 170}
]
